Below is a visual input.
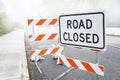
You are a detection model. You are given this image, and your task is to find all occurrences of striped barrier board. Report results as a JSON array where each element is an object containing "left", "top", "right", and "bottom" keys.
[
  {"left": 60, "top": 44, "right": 102, "bottom": 52},
  {"left": 29, "top": 33, "right": 58, "bottom": 41},
  {"left": 30, "top": 46, "right": 64, "bottom": 57},
  {"left": 57, "top": 56, "right": 104, "bottom": 76},
  {"left": 28, "top": 18, "right": 58, "bottom": 26}
]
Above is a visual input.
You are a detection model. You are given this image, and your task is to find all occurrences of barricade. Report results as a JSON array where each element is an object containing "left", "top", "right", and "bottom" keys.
[
  {"left": 57, "top": 54, "right": 104, "bottom": 76},
  {"left": 54, "top": 12, "right": 105, "bottom": 80},
  {"left": 53, "top": 45, "right": 105, "bottom": 80},
  {"left": 29, "top": 33, "right": 58, "bottom": 41},
  {"left": 26, "top": 16, "right": 105, "bottom": 80},
  {"left": 27, "top": 18, "right": 63, "bottom": 61},
  {"left": 28, "top": 18, "right": 58, "bottom": 26},
  {"left": 30, "top": 46, "right": 64, "bottom": 61}
]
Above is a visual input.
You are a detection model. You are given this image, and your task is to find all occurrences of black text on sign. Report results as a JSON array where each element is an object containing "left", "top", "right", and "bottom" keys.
[{"left": 59, "top": 12, "right": 105, "bottom": 49}]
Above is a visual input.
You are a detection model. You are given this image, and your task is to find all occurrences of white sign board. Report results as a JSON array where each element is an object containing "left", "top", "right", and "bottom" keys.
[{"left": 59, "top": 12, "right": 105, "bottom": 49}]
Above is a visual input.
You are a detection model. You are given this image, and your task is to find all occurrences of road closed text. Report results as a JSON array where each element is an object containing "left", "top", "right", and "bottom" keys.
[
  {"left": 63, "top": 19, "right": 99, "bottom": 44},
  {"left": 59, "top": 12, "right": 105, "bottom": 49}
]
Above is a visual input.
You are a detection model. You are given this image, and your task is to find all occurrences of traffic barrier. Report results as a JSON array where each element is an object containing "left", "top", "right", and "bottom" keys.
[
  {"left": 60, "top": 44, "right": 102, "bottom": 52},
  {"left": 27, "top": 18, "right": 60, "bottom": 61},
  {"left": 30, "top": 46, "right": 64, "bottom": 57},
  {"left": 29, "top": 33, "right": 58, "bottom": 41},
  {"left": 26, "top": 15, "right": 105, "bottom": 79},
  {"left": 57, "top": 55, "right": 104, "bottom": 76},
  {"left": 28, "top": 18, "right": 58, "bottom": 26}
]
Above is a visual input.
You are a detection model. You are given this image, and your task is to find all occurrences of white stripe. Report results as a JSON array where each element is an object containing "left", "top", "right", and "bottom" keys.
[
  {"left": 44, "top": 33, "right": 58, "bottom": 40},
  {"left": 35, "top": 50, "right": 41, "bottom": 56},
  {"left": 31, "top": 50, "right": 40, "bottom": 57},
  {"left": 44, "top": 33, "right": 50, "bottom": 40},
  {"left": 89, "top": 63, "right": 104, "bottom": 76},
  {"left": 51, "top": 46, "right": 63, "bottom": 56},
  {"left": 29, "top": 19, "right": 38, "bottom": 26},
  {"left": 29, "top": 34, "right": 36, "bottom": 41},
  {"left": 29, "top": 34, "right": 37, "bottom": 41},
  {"left": 60, "top": 56, "right": 71, "bottom": 67},
  {"left": 54, "top": 47, "right": 63, "bottom": 55},
  {"left": 55, "top": 34, "right": 59, "bottom": 40},
  {"left": 57, "top": 56, "right": 60, "bottom": 64},
  {"left": 29, "top": 19, "right": 58, "bottom": 26},
  {"left": 44, "top": 19, "right": 58, "bottom": 26},
  {"left": 44, "top": 48, "right": 52, "bottom": 55},
  {"left": 46, "top": 33, "right": 58, "bottom": 40},
  {"left": 31, "top": 46, "right": 63, "bottom": 57},
  {"left": 58, "top": 56, "right": 104, "bottom": 76},
  {"left": 54, "top": 20, "right": 58, "bottom": 26},
  {"left": 30, "top": 34, "right": 45, "bottom": 41},
  {"left": 73, "top": 59, "right": 87, "bottom": 71},
  {"left": 29, "top": 33, "right": 58, "bottom": 41},
  {"left": 43, "top": 19, "right": 50, "bottom": 27},
  {"left": 59, "top": 46, "right": 64, "bottom": 53}
]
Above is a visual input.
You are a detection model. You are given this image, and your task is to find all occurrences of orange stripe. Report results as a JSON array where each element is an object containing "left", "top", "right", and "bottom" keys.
[
  {"left": 29, "top": 35, "right": 32, "bottom": 39},
  {"left": 47, "top": 33, "right": 57, "bottom": 40},
  {"left": 30, "top": 50, "right": 35, "bottom": 56},
  {"left": 36, "top": 19, "right": 46, "bottom": 25},
  {"left": 38, "top": 49, "right": 48, "bottom": 56},
  {"left": 81, "top": 61, "right": 96, "bottom": 73},
  {"left": 49, "top": 18, "right": 58, "bottom": 25},
  {"left": 58, "top": 38, "right": 60, "bottom": 43},
  {"left": 99, "top": 66, "right": 104, "bottom": 72},
  {"left": 62, "top": 50, "right": 64, "bottom": 53},
  {"left": 74, "top": 46, "right": 82, "bottom": 49},
  {"left": 90, "top": 49, "right": 101, "bottom": 52},
  {"left": 67, "top": 58, "right": 78, "bottom": 68},
  {"left": 61, "top": 44, "right": 66, "bottom": 46},
  {"left": 59, "top": 57, "right": 64, "bottom": 64},
  {"left": 50, "top": 47, "right": 59, "bottom": 54},
  {"left": 35, "top": 34, "right": 45, "bottom": 41},
  {"left": 28, "top": 19, "right": 33, "bottom": 25}
]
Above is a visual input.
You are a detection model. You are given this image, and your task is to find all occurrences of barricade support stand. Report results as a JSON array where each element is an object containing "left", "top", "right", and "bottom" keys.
[
  {"left": 55, "top": 45, "right": 105, "bottom": 80},
  {"left": 27, "top": 18, "right": 64, "bottom": 61}
]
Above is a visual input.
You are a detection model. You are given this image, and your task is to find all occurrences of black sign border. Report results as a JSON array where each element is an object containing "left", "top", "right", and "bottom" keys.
[{"left": 59, "top": 12, "right": 105, "bottom": 49}]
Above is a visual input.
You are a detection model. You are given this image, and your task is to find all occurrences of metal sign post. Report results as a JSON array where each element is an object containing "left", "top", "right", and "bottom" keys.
[
  {"left": 95, "top": 51, "right": 106, "bottom": 80},
  {"left": 32, "top": 16, "right": 35, "bottom": 34},
  {"left": 95, "top": 51, "right": 100, "bottom": 80}
]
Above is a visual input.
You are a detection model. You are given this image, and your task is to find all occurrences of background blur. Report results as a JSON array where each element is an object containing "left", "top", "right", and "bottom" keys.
[
  {"left": 0, "top": 0, "right": 120, "bottom": 35},
  {"left": 0, "top": 1, "right": 120, "bottom": 80}
]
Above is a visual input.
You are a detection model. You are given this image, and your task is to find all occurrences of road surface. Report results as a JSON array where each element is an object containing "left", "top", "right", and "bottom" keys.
[{"left": 25, "top": 34, "right": 120, "bottom": 80}]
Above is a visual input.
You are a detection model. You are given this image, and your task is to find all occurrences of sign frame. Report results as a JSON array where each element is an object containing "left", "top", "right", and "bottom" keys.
[{"left": 59, "top": 12, "right": 105, "bottom": 49}]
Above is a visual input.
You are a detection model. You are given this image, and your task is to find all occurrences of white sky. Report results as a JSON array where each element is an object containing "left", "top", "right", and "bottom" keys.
[{"left": 2, "top": 0, "right": 120, "bottom": 27}]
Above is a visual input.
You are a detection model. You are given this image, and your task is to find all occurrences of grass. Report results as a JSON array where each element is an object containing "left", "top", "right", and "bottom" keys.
[{"left": 0, "top": 12, "right": 13, "bottom": 36}]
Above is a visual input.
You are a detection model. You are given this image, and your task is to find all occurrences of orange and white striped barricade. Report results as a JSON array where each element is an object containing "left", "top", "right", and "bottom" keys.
[
  {"left": 27, "top": 18, "right": 60, "bottom": 61},
  {"left": 30, "top": 46, "right": 64, "bottom": 61},
  {"left": 28, "top": 32, "right": 60, "bottom": 61},
  {"left": 28, "top": 18, "right": 58, "bottom": 27},
  {"left": 29, "top": 33, "right": 58, "bottom": 42},
  {"left": 27, "top": 18, "right": 59, "bottom": 42},
  {"left": 57, "top": 55, "right": 104, "bottom": 76}
]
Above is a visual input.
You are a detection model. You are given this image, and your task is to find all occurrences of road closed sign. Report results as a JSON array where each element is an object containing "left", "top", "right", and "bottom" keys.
[{"left": 59, "top": 12, "right": 105, "bottom": 49}]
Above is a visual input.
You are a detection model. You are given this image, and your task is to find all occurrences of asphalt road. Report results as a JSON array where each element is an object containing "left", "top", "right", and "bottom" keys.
[{"left": 25, "top": 35, "right": 120, "bottom": 80}]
